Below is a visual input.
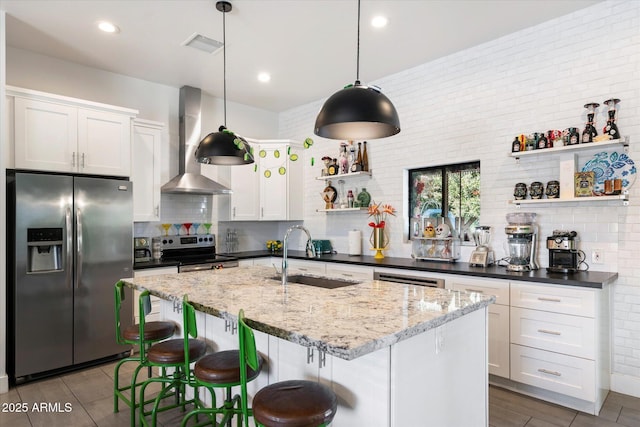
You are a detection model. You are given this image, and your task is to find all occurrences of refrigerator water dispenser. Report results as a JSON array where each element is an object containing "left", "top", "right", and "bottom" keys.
[{"left": 27, "top": 228, "right": 63, "bottom": 273}]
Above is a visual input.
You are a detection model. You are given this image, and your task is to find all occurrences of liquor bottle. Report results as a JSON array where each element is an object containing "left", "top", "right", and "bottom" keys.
[
  {"left": 362, "top": 141, "right": 369, "bottom": 171},
  {"left": 339, "top": 144, "right": 349, "bottom": 174},
  {"left": 351, "top": 142, "right": 363, "bottom": 172},
  {"left": 511, "top": 137, "right": 521, "bottom": 152}
]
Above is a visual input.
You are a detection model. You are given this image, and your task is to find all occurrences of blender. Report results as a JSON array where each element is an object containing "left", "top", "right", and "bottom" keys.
[
  {"left": 505, "top": 212, "right": 539, "bottom": 272},
  {"left": 469, "top": 226, "right": 495, "bottom": 267}
]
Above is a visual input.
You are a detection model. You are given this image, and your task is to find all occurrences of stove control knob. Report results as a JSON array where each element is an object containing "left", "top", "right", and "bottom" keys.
[
  {"left": 162, "top": 239, "right": 167, "bottom": 244},
  {"left": 209, "top": 237, "right": 214, "bottom": 242},
  {"left": 168, "top": 239, "right": 174, "bottom": 244}
]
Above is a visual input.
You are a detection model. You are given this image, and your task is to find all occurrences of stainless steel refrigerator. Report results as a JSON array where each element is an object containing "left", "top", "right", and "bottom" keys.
[{"left": 7, "top": 171, "right": 134, "bottom": 381}]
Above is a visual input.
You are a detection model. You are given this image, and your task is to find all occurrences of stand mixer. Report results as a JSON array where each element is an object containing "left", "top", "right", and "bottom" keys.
[{"left": 469, "top": 226, "right": 495, "bottom": 267}]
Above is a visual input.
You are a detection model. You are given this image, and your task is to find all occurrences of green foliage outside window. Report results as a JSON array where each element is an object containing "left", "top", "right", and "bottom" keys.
[{"left": 409, "top": 162, "right": 480, "bottom": 242}]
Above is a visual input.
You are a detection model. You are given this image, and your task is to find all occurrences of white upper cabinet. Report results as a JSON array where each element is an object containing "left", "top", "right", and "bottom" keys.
[
  {"left": 229, "top": 140, "right": 303, "bottom": 221},
  {"left": 9, "top": 86, "right": 138, "bottom": 177},
  {"left": 131, "top": 119, "right": 164, "bottom": 221}
]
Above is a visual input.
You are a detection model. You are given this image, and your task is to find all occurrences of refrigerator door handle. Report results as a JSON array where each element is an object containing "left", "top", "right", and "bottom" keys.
[
  {"left": 76, "top": 208, "right": 83, "bottom": 288},
  {"left": 66, "top": 206, "right": 73, "bottom": 288}
]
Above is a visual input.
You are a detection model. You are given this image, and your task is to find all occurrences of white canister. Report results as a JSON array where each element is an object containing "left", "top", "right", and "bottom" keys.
[{"left": 348, "top": 230, "right": 362, "bottom": 256}]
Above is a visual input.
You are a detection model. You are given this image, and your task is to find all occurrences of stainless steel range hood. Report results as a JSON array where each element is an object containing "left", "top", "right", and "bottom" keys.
[{"left": 161, "top": 86, "right": 232, "bottom": 195}]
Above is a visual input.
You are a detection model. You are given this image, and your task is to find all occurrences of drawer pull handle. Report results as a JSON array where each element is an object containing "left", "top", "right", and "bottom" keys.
[
  {"left": 538, "top": 368, "right": 562, "bottom": 377},
  {"left": 537, "top": 329, "right": 561, "bottom": 336},
  {"left": 466, "top": 288, "right": 484, "bottom": 294},
  {"left": 537, "top": 297, "right": 562, "bottom": 303}
]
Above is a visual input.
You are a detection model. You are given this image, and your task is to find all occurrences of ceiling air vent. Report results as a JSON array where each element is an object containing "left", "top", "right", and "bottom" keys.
[{"left": 182, "top": 33, "right": 223, "bottom": 54}]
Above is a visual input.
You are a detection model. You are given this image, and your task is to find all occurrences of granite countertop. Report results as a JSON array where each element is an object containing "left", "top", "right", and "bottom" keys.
[
  {"left": 228, "top": 250, "right": 618, "bottom": 289},
  {"left": 121, "top": 265, "right": 495, "bottom": 361},
  {"left": 134, "top": 249, "right": 618, "bottom": 289}
]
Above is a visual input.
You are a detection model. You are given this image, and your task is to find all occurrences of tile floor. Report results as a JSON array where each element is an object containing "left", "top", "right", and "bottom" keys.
[{"left": 1, "top": 360, "right": 639, "bottom": 427}]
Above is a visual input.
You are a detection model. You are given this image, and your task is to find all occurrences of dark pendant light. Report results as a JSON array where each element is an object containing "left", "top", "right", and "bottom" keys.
[
  {"left": 195, "top": 0, "right": 254, "bottom": 165},
  {"left": 314, "top": 0, "right": 400, "bottom": 140}
]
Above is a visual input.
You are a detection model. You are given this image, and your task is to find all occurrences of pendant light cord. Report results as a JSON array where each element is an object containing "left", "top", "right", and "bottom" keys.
[
  {"left": 356, "top": 0, "right": 361, "bottom": 83},
  {"left": 222, "top": 6, "right": 227, "bottom": 127}
]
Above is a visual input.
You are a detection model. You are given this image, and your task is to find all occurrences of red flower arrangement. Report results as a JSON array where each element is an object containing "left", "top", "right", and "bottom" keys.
[{"left": 368, "top": 202, "right": 396, "bottom": 229}]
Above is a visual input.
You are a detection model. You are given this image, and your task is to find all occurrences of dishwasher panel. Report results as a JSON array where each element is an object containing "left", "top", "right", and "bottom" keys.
[{"left": 373, "top": 271, "right": 445, "bottom": 288}]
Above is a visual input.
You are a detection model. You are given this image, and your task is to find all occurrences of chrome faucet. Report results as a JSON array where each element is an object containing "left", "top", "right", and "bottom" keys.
[{"left": 282, "top": 225, "right": 316, "bottom": 287}]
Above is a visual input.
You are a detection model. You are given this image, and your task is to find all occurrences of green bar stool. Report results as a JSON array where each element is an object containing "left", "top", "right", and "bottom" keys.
[
  {"left": 180, "top": 308, "right": 265, "bottom": 427},
  {"left": 238, "top": 310, "right": 338, "bottom": 427},
  {"left": 113, "top": 281, "right": 177, "bottom": 427},
  {"left": 138, "top": 295, "right": 212, "bottom": 427}
]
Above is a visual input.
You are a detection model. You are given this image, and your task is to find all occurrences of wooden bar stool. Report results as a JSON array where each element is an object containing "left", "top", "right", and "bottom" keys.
[
  {"left": 180, "top": 307, "right": 265, "bottom": 427},
  {"left": 238, "top": 310, "right": 338, "bottom": 427},
  {"left": 113, "top": 281, "right": 176, "bottom": 427},
  {"left": 138, "top": 295, "right": 212, "bottom": 427}
]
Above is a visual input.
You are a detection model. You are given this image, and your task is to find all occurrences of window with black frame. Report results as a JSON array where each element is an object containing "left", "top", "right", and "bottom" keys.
[{"left": 408, "top": 161, "right": 480, "bottom": 243}]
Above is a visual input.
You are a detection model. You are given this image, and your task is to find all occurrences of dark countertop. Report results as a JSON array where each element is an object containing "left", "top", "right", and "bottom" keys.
[{"left": 135, "top": 250, "right": 617, "bottom": 289}]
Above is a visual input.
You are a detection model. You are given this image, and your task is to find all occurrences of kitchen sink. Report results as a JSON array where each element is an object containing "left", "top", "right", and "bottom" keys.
[{"left": 270, "top": 274, "right": 361, "bottom": 289}]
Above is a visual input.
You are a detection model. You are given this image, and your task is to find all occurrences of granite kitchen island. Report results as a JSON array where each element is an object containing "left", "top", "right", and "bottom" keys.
[{"left": 122, "top": 265, "right": 495, "bottom": 426}]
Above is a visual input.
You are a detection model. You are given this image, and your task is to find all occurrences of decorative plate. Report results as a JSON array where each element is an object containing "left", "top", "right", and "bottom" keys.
[{"left": 581, "top": 151, "right": 636, "bottom": 194}]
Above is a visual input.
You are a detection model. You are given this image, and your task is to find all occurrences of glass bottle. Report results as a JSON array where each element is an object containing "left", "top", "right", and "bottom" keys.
[
  {"left": 351, "top": 142, "right": 363, "bottom": 172},
  {"left": 512, "top": 137, "right": 521, "bottom": 153},
  {"left": 347, "top": 190, "right": 354, "bottom": 208},
  {"left": 603, "top": 98, "right": 621, "bottom": 140},
  {"left": 362, "top": 141, "right": 369, "bottom": 171},
  {"left": 339, "top": 144, "right": 349, "bottom": 175},
  {"left": 357, "top": 187, "right": 371, "bottom": 207}
]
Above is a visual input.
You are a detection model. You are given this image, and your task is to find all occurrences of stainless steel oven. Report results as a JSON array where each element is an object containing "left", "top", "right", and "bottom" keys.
[{"left": 160, "top": 234, "right": 239, "bottom": 272}]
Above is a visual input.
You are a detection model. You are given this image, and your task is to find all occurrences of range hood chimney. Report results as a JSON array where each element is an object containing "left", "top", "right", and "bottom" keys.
[{"left": 161, "top": 86, "right": 232, "bottom": 195}]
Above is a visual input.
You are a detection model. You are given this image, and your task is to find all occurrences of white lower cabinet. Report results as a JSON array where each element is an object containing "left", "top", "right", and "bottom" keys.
[
  {"left": 328, "top": 263, "right": 373, "bottom": 281},
  {"left": 449, "top": 275, "right": 510, "bottom": 378},
  {"left": 286, "top": 258, "right": 326, "bottom": 275},
  {"left": 510, "top": 344, "right": 596, "bottom": 401},
  {"left": 508, "top": 281, "right": 609, "bottom": 415},
  {"left": 268, "top": 335, "right": 391, "bottom": 426}
]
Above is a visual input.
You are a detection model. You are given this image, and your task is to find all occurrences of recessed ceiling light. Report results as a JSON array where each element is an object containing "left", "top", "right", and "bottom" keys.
[
  {"left": 98, "top": 21, "right": 120, "bottom": 33},
  {"left": 257, "top": 72, "right": 271, "bottom": 83},
  {"left": 371, "top": 15, "right": 388, "bottom": 28}
]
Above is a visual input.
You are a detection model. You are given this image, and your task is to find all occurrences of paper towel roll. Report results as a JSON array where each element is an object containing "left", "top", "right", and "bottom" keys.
[{"left": 348, "top": 230, "right": 362, "bottom": 256}]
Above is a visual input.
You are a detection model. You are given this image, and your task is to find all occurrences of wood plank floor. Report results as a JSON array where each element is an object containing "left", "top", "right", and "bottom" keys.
[{"left": 1, "top": 360, "right": 639, "bottom": 426}]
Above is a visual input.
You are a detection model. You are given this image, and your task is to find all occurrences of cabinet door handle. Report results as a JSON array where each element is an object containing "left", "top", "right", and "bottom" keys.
[
  {"left": 172, "top": 300, "right": 182, "bottom": 313},
  {"left": 72, "top": 152, "right": 76, "bottom": 167},
  {"left": 318, "top": 350, "right": 326, "bottom": 369},
  {"left": 306, "top": 347, "right": 314, "bottom": 365},
  {"left": 233, "top": 207, "right": 236, "bottom": 218},
  {"left": 261, "top": 207, "right": 264, "bottom": 218},
  {"left": 538, "top": 368, "right": 562, "bottom": 376},
  {"left": 155, "top": 205, "right": 159, "bottom": 216},
  {"left": 537, "top": 329, "right": 561, "bottom": 336},
  {"left": 341, "top": 273, "right": 353, "bottom": 277},
  {"left": 466, "top": 288, "right": 484, "bottom": 294},
  {"left": 537, "top": 297, "right": 561, "bottom": 303},
  {"left": 81, "top": 152, "right": 85, "bottom": 168}
]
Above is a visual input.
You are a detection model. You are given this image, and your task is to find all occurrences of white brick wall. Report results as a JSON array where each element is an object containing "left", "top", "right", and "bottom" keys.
[{"left": 279, "top": 0, "right": 640, "bottom": 396}]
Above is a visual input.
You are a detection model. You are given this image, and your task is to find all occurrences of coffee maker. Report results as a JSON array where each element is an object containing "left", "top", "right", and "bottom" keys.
[
  {"left": 505, "top": 212, "right": 539, "bottom": 272},
  {"left": 134, "top": 237, "right": 152, "bottom": 262},
  {"left": 547, "top": 230, "right": 580, "bottom": 274}
]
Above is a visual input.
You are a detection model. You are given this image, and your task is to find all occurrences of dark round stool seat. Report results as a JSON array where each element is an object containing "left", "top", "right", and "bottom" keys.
[
  {"left": 252, "top": 380, "right": 337, "bottom": 427},
  {"left": 194, "top": 350, "right": 264, "bottom": 385},
  {"left": 147, "top": 338, "right": 207, "bottom": 365},
  {"left": 122, "top": 321, "right": 175, "bottom": 342}
]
